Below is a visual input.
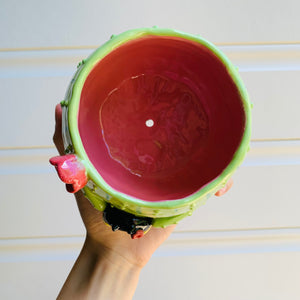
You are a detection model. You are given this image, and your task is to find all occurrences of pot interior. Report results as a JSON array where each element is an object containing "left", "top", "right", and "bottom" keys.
[{"left": 78, "top": 35, "right": 245, "bottom": 201}]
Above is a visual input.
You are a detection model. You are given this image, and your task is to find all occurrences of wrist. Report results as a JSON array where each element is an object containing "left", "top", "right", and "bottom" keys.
[
  {"left": 84, "top": 236, "right": 141, "bottom": 300},
  {"left": 58, "top": 235, "right": 141, "bottom": 300}
]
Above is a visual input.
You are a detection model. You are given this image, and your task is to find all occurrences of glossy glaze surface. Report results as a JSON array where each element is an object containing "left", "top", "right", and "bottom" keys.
[
  {"left": 100, "top": 73, "right": 209, "bottom": 178},
  {"left": 78, "top": 36, "right": 245, "bottom": 201}
]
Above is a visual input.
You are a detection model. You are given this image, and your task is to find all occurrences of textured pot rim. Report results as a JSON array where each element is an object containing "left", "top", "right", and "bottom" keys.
[{"left": 67, "top": 27, "right": 252, "bottom": 210}]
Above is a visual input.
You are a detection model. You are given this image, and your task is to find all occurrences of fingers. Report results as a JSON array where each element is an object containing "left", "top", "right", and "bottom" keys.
[
  {"left": 53, "top": 103, "right": 65, "bottom": 155},
  {"left": 55, "top": 103, "right": 63, "bottom": 129},
  {"left": 214, "top": 178, "right": 233, "bottom": 197}
]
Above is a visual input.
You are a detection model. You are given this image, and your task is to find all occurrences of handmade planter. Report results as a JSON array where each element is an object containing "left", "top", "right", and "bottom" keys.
[{"left": 50, "top": 27, "right": 251, "bottom": 238}]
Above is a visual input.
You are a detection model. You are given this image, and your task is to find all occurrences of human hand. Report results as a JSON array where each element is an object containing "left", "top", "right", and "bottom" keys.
[
  {"left": 53, "top": 103, "right": 233, "bottom": 299},
  {"left": 53, "top": 104, "right": 175, "bottom": 266}
]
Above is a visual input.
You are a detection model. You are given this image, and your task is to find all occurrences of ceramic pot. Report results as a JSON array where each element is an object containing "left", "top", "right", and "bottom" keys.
[{"left": 50, "top": 27, "right": 251, "bottom": 238}]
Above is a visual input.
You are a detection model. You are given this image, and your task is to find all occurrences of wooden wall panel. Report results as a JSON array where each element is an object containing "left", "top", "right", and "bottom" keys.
[
  {"left": 0, "top": 141, "right": 299, "bottom": 237},
  {"left": 1, "top": 1, "right": 300, "bottom": 299},
  {"left": 1, "top": 233, "right": 300, "bottom": 299},
  {"left": 1, "top": 45, "right": 299, "bottom": 148},
  {"left": 1, "top": 0, "right": 299, "bottom": 49},
  {"left": 135, "top": 250, "right": 300, "bottom": 300}
]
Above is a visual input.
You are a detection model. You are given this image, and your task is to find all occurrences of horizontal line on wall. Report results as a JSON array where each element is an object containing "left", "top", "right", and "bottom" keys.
[
  {"left": 1, "top": 227, "right": 300, "bottom": 262},
  {"left": 0, "top": 147, "right": 58, "bottom": 175},
  {"left": 1, "top": 40, "right": 300, "bottom": 53},
  {"left": 0, "top": 145, "right": 56, "bottom": 151},
  {"left": 222, "top": 44, "right": 300, "bottom": 72},
  {"left": 0, "top": 44, "right": 300, "bottom": 79},
  {"left": 172, "top": 226, "right": 300, "bottom": 242},
  {"left": 0, "top": 45, "right": 100, "bottom": 53},
  {"left": 251, "top": 137, "right": 300, "bottom": 142},
  {"left": 217, "top": 41, "right": 300, "bottom": 47},
  {"left": 0, "top": 140, "right": 299, "bottom": 176},
  {"left": 0, "top": 235, "right": 84, "bottom": 263},
  {"left": 243, "top": 140, "right": 300, "bottom": 167},
  {"left": 155, "top": 227, "right": 300, "bottom": 257}
]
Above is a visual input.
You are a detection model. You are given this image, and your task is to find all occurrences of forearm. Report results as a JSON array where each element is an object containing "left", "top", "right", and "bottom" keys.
[{"left": 57, "top": 236, "right": 141, "bottom": 300}]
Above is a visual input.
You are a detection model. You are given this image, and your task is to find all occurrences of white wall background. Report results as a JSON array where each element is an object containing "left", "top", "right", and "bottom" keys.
[{"left": 1, "top": 0, "right": 300, "bottom": 299}]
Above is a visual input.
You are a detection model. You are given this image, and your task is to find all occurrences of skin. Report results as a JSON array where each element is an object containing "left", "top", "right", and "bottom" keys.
[{"left": 53, "top": 104, "right": 232, "bottom": 299}]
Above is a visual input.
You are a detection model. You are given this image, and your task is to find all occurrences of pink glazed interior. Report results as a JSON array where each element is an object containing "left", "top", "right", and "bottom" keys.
[{"left": 78, "top": 36, "right": 245, "bottom": 201}]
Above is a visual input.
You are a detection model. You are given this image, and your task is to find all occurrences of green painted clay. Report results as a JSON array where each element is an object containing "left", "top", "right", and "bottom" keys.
[{"left": 56, "top": 27, "right": 251, "bottom": 227}]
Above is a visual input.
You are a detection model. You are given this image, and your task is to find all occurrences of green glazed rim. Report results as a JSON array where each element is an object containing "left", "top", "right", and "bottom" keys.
[{"left": 67, "top": 27, "right": 252, "bottom": 214}]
